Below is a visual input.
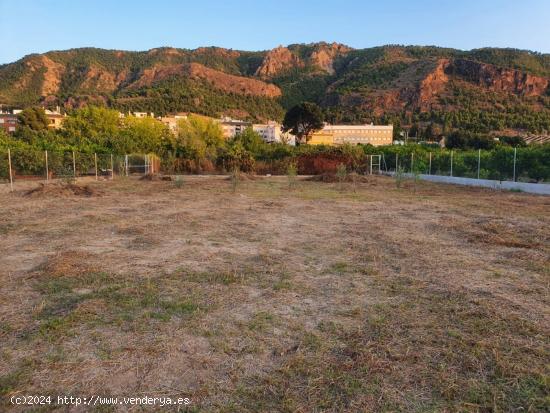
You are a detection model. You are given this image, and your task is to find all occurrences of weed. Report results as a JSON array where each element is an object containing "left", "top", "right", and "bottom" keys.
[
  {"left": 248, "top": 311, "right": 275, "bottom": 331},
  {"left": 185, "top": 270, "right": 241, "bottom": 285},
  {"left": 329, "top": 261, "right": 349, "bottom": 275},
  {"left": 336, "top": 163, "right": 347, "bottom": 191},
  {"left": 230, "top": 167, "right": 240, "bottom": 193},
  {"left": 287, "top": 161, "right": 297, "bottom": 190},
  {"left": 174, "top": 175, "right": 184, "bottom": 188},
  {"left": 395, "top": 165, "right": 406, "bottom": 188}
]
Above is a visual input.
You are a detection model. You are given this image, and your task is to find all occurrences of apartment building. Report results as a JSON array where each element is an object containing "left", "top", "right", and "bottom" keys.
[
  {"left": 159, "top": 113, "right": 188, "bottom": 132},
  {"left": 309, "top": 124, "right": 393, "bottom": 146},
  {"left": 0, "top": 112, "right": 18, "bottom": 134},
  {"left": 219, "top": 117, "right": 251, "bottom": 139},
  {"left": 252, "top": 121, "right": 295, "bottom": 145}
]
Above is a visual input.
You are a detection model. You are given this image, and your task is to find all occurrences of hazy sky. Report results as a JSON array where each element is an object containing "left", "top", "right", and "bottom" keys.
[{"left": 1, "top": 0, "right": 549, "bottom": 64}]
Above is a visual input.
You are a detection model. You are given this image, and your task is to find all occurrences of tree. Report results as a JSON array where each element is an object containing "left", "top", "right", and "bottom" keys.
[
  {"left": 118, "top": 116, "right": 170, "bottom": 154},
  {"left": 17, "top": 107, "right": 49, "bottom": 131},
  {"left": 282, "top": 102, "right": 324, "bottom": 144},
  {"left": 232, "top": 127, "right": 266, "bottom": 156},
  {"left": 172, "top": 115, "right": 224, "bottom": 161},
  {"left": 498, "top": 135, "right": 526, "bottom": 147},
  {"left": 425, "top": 123, "right": 442, "bottom": 141},
  {"left": 62, "top": 106, "right": 121, "bottom": 149}
]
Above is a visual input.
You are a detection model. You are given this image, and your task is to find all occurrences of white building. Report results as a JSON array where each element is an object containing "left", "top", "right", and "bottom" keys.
[
  {"left": 132, "top": 111, "right": 154, "bottom": 118},
  {"left": 253, "top": 121, "right": 296, "bottom": 145}
]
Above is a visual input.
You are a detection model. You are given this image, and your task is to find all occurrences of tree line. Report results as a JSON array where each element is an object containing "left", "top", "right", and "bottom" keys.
[{"left": 1, "top": 105, "right": 549, "bottom": 181}]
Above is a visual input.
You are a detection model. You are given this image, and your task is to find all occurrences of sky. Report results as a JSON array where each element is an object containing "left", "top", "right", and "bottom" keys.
[{"left": 1, "top": 0, "right": 549, "bottom": 64}]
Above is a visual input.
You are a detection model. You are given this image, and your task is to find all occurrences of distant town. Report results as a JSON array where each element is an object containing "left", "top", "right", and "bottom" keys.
[{"left": 0, "top": 107, "right": 394, "bottom": 147}]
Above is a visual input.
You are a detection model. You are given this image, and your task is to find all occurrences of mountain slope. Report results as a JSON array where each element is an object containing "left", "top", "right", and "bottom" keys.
[{"left": 0, "top": 43, "right": 549, "bottom": 133}]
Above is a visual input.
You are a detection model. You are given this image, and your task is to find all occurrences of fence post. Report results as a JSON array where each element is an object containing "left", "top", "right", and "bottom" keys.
[
  {"left": 450, "top": 150, "right": 453, "bottom": 177},
  {"left": 72, "top": 151, "right": 76, "bottom": 179},
  {"left": 45, "top": 150, "right": 49, "bottom": 182},
  {"left": 513, "top": 147, "right": 517, "bottom": 182},
  {"left": 8, "top": 148, "right": 13, "bottom": 192},
  {"left": 110, "top": 154, "right": 114, "bottom": 180},
  {"left": 411, "top": 152, "right": 414, "bottom": 173},
  {"left": 125, "top": 155, "right": 129, "bottom": 176},
  {"left": 477, "top": 149, "right": 481, "bottom": 179},
  {"left": 429, "top": 152, "right": 432, "bottom": 175},
  {"left": 94, "top": 153, "right": 98, "bottom": 180},
  {"left": 369, "top": 155, "right": 373, "bottom": 175},
  {"left": 395, "top": 153, "right": 398, "bottom": 172}
]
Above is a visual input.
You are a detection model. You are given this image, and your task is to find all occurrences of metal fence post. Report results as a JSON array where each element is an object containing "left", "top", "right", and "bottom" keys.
[
  {"left": 477, "top": 149, "right": 481, "bottom": 179},
  {"left": 450, "top": 150, "right": 453, "bottom": 177},
  {"left": 395, "top": 153, "right": 398, "bottom": 172},
  {"left": 369, "top": 155, "right": 373, "bottom": 175},
  {"left": 428, "top": 152, "right": 432, "bottom": 175},
  {"left": 125, "top": 155, "right": 129, "bottom": 176},
  {"left": 8, "top": 148, "right": 13, "bottom": 192},
  {"left": 110, "top": 154, "right": 114, "bottom": 180},
  {"left": 45, "top": 150, "right": 49, "bottom": 182},
  {"left": 513, "top": 147, "right": 517, "bottom": 182},
  {"left": 411, "top": 152, "right": 414, "bottom": 173},
  {"left": 94, "top": 153, "right": 98, "bottom": 181},
  {"left": 72, "top": 151, "right": 76, "bottom": 179}
]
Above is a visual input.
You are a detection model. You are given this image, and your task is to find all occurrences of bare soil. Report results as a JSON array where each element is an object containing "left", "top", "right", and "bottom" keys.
[
  {"left": 306, "top": 172, "right": 372, "bottom": 183},
  {"left": 22, "top": 182, "right": 100, "bottom": 198},
  {"left": 0, "top": 176, "right": 548, "bottom": 412},
  {"left": 139, "top": 173, "right": 173, "bottom": 181}
]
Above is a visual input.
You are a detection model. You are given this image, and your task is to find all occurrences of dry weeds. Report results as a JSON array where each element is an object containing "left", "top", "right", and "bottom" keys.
[{"left": 0, "top": 176, "right": 548, "bottom": 412}]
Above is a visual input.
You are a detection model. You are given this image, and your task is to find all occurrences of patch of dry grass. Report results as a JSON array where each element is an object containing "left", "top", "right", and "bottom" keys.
[{"left": 0, "top": 176, "right": 548, "bottom": 411}]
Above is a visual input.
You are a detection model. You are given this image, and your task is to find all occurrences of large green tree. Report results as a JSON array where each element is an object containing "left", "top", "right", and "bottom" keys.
[
  {"left": 62, "top": 106, "right": 121, "bottom": 149},
  {"left": 118, "top": 116, "right": 170, "bottom": 154},
  {"left": 17, "top": 107, "right": 49, "bottom": 131},
  {"left": 172, "top": 115, "right": 224, "bottom": 160},
  {"left": 232, "top": 127, "right": 266, "bottom": 156},
  {"left": 282, "top": 102, "right": 324, "bottom": 144}
]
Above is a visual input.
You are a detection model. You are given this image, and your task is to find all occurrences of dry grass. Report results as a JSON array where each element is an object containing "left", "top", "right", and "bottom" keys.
[{"left": 0, "top": 176, "right": 548, "bottom": 412}]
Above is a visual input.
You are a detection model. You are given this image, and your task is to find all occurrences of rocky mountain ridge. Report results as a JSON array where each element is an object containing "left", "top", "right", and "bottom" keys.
[{"left": 1, "top": 43, "right": 549, "bottom": 133}]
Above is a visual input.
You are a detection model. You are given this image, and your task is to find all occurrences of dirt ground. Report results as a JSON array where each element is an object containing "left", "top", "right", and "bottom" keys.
[{"left": 0, "top": 175, "right": 548, "bottom": 412}]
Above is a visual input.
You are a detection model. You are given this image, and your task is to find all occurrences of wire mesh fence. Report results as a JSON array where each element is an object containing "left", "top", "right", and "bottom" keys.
[
  {"left": 1, "top": 146, "right": 548, "bottom": 190},
  {"left": 0, "top": 149, "right": 159, "bottom": 189},
  {"left": 380, "top": 148, "right": 548, "bottom": 183}
]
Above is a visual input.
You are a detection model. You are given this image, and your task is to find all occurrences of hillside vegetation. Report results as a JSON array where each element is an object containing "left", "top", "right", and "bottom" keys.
[{"left": 1, "top": 43, "right": 550, "bottom": 134}]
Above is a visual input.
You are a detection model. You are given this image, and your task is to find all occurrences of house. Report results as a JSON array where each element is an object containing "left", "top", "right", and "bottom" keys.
[
  {"left": 44, "top": 108, "right": 66, "bottom": 129},
  {"left": 309, "top": 124, "right": 393, "bottom": 146}
]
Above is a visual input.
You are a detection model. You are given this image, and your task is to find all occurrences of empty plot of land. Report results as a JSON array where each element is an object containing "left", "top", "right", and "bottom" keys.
[{"left": 0, "top": 176, "right": 548, "bottom": 412}]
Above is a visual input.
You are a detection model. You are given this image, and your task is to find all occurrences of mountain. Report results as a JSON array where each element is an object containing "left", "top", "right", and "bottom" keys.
[{"left": 1, "top": 42, "right": 550, "bottom": 134}]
